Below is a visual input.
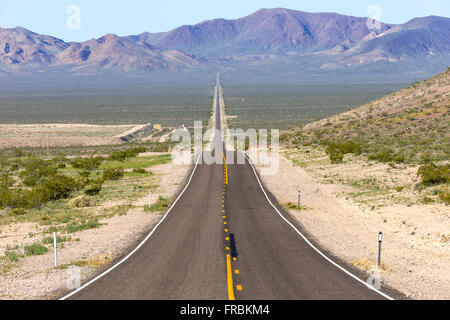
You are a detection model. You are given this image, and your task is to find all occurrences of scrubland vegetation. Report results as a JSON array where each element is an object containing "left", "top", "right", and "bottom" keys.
[
  {"left": 281, "top": 68, "right": 450, "bottom": 205},
  {"left": 0, "top": 142, "right": 173, "bottom": 269}
]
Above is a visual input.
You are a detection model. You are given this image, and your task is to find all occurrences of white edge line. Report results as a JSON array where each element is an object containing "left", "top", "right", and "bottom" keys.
[
  {"left": 240, "top": 151, "right": 395, "bottom": 301},
  {"left": 60, "top": 153, "right": 203, "bottom": 300}
]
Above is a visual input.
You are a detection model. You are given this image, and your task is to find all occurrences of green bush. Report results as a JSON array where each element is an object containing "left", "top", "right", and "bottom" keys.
[
  {"left": 36, "top": 174, "right": 80, "bottom": 202},
  {"left": 325, "top": 140, "right": 362, "bottom": 164},
  {"left": 1, "top": 173, "right": 80, "bottom": 209},
  {"left": 327, "top": 147, "right": 344, "bottom": 164},
  {"left": 368, "top": 146, "right": 405, "bottom": 163},
  {"left": 24, "top": 243, "right": 48, "bottom": 256},
  {"left": 19, "top": 158, "right": 54, "bottom": 186},
  {"left": 418, "top": 163, "right": 450, "bottom": 185},
  {"left": 109, "top": 151, "right": 128, "bottom": 162},
  {"left": 84, "top": 178, "right": 104, "bottom": 196},
  {"left": 71, "top": 157, "right": 103, "bottom": 171},
  {"left": 108, "top": 147, "right": 146, "bottom": 162},
  {"left": 133, "top": 168, "right": 146, "bottom": 174},
  {"left": 125, "top": 147, "right": 146, "bottom": 157},
  {"left": 103, "top": 167, "right": 124, "bottom": 181}
]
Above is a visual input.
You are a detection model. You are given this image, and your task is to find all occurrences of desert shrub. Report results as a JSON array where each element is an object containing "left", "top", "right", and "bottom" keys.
[
  {"left": 125, "top": 147, "right": 146, "bottom": 157},
  {"left": 57, "top": 163, "right": 66, "bottom": 169},
  {"left": 4, "top": 174, "right": 80, "bottom": 209},
  {"left": 108, "top": 147, "right": 147, "bottom": 162},
  {"left": 24, "top": 243, "right": 48, "bottom": 256},
  {"left": 368, "top": 146, "right": 405, "bottom": 163},
  {"left": 0, "top": 188, "right": 27, "bottom": 209},
  {"left": 133, "top": 168, "right": 146, "bottom": 174},
  {"left": 324, "top": 140, "right": 361, "bottom": 164},
  {"left": 327, "top": 147, "right": 344, "bottom": 164},
  {"left": 19, "top": 158, "right": 54, "bottom": 186},
  {"left": 35, "top": 174, "right": 80, "bottom": 202},
  {"left": 78, "top": 170, "right": 91, "bottom": 178},
  {"left": 109, "top": 151, "right": 127, "bottom": 162},
  {"left": 84, "top": 178, "right": 104, "bottom": 196},
  {"left": 279, "top": 133, "right": 290, "bottom": 142},
  {"left": 71, "top": 157, "right": 102, "bottom": 171},
  {"left": 418, "top": 163, "right": 450, "bottom": 185},
  {"left": 102, "top": 167, "right": 124, "bottom": 181}
]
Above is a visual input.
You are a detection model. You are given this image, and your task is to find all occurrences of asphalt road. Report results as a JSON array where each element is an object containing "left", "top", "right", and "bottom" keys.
[{"left": 64, "top": 77, "right": 388, "bottom": 300}]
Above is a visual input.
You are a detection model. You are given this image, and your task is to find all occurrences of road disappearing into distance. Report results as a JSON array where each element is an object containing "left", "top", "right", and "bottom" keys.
[{"left": 62, "top": 76, "right": 392, "bottom": 300}]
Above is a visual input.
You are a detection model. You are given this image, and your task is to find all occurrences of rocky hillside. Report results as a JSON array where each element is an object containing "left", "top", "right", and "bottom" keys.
[{"left": 282, "top": 68, "right": 450, "bottom": 164}]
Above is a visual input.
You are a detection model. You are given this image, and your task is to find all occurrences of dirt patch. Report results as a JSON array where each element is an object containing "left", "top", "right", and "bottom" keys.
[{"left": 0, "top": 124, "right": 137, "bottom": 149}]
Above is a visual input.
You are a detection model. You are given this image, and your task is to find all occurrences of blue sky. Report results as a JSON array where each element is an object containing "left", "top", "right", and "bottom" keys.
[{"left": 0, "top": 0, "right": 449, "bottom": 41}]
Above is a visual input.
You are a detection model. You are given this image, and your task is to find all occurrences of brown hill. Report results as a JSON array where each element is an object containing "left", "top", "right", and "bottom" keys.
[{"left": 282, "top": 68, "right": 450, "bottom": 164}]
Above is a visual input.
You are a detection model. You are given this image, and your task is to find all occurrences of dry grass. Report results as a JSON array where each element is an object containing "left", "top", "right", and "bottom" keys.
[
  {"left": 72, "top": 255, "right": 114, "bottom": 269},
  {"left": 351, "top": 257, "right": 388, "bottom": 272}
]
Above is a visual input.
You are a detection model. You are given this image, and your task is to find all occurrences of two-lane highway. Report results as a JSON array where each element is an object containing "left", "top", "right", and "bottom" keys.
[{"left": 63, "top": 77, "right": 391, "bottom": 300}]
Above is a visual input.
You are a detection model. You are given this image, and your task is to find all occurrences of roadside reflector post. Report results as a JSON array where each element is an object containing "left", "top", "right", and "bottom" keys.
[
  {"left": 53, "top": 232, "right": 58, "bottom": 268},
  {"left": 378, "top": 232, "right": 383, "bottom": 267},
  {"left": 297, "top": 190, "right": 301, "bottom": 209}
]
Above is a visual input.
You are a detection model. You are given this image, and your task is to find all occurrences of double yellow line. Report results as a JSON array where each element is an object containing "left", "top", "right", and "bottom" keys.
[
  {"left": 226, "top": 254, "right": 235, "bottom": 300},
  {"left": 223, "top": 152, "right": 234, "bottom": 300}
]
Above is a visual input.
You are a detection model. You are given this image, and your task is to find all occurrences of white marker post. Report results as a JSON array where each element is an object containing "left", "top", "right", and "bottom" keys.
[
  {"left": 53, "top": 232, "right": 58, "bottom": 268},
  {"left": 378, "top": 232, "right": 383, "bottom": 267},
  {"left": 297, "top": 191, "right": 301, "bottom": 209}
]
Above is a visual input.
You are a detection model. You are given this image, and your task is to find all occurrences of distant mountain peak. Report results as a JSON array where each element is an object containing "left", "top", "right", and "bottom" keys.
[{"left": 0, "top": 8, "right": 449, "bottom": 74}]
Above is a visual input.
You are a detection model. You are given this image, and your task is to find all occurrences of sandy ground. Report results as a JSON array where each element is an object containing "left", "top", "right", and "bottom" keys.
[
  {"left": 255, "top": 150, "right": 449, "bottom": 300},
  {"left": 0, "top": 124, "right": 137, "bottom": 148},
  {"left": 0, "top": 159, "right": 190, "bottom": 300}
]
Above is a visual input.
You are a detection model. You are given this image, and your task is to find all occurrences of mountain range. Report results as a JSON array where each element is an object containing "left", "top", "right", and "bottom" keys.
[{"left": 0, "top": 8, "right": 449, "bottom": 75}]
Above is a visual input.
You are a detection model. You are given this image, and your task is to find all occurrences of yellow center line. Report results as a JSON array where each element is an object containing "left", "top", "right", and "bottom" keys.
[
  {"left": 222, "top": 153, "right": 228, "bottom": 185},
  {"left": 226, "top": 254, "right": 236, "bottom": 300},
  {"left": 222, "top": 152, "right": 235, "bottom": 299}
]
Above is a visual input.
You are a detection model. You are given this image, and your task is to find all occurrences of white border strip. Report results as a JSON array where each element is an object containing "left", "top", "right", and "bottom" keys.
[
  {"left": 60, "top": 153, "right": 203, "bottom": 300},
  {"left": 240, "top": 151, "right": 394, "bottom": 301}
]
